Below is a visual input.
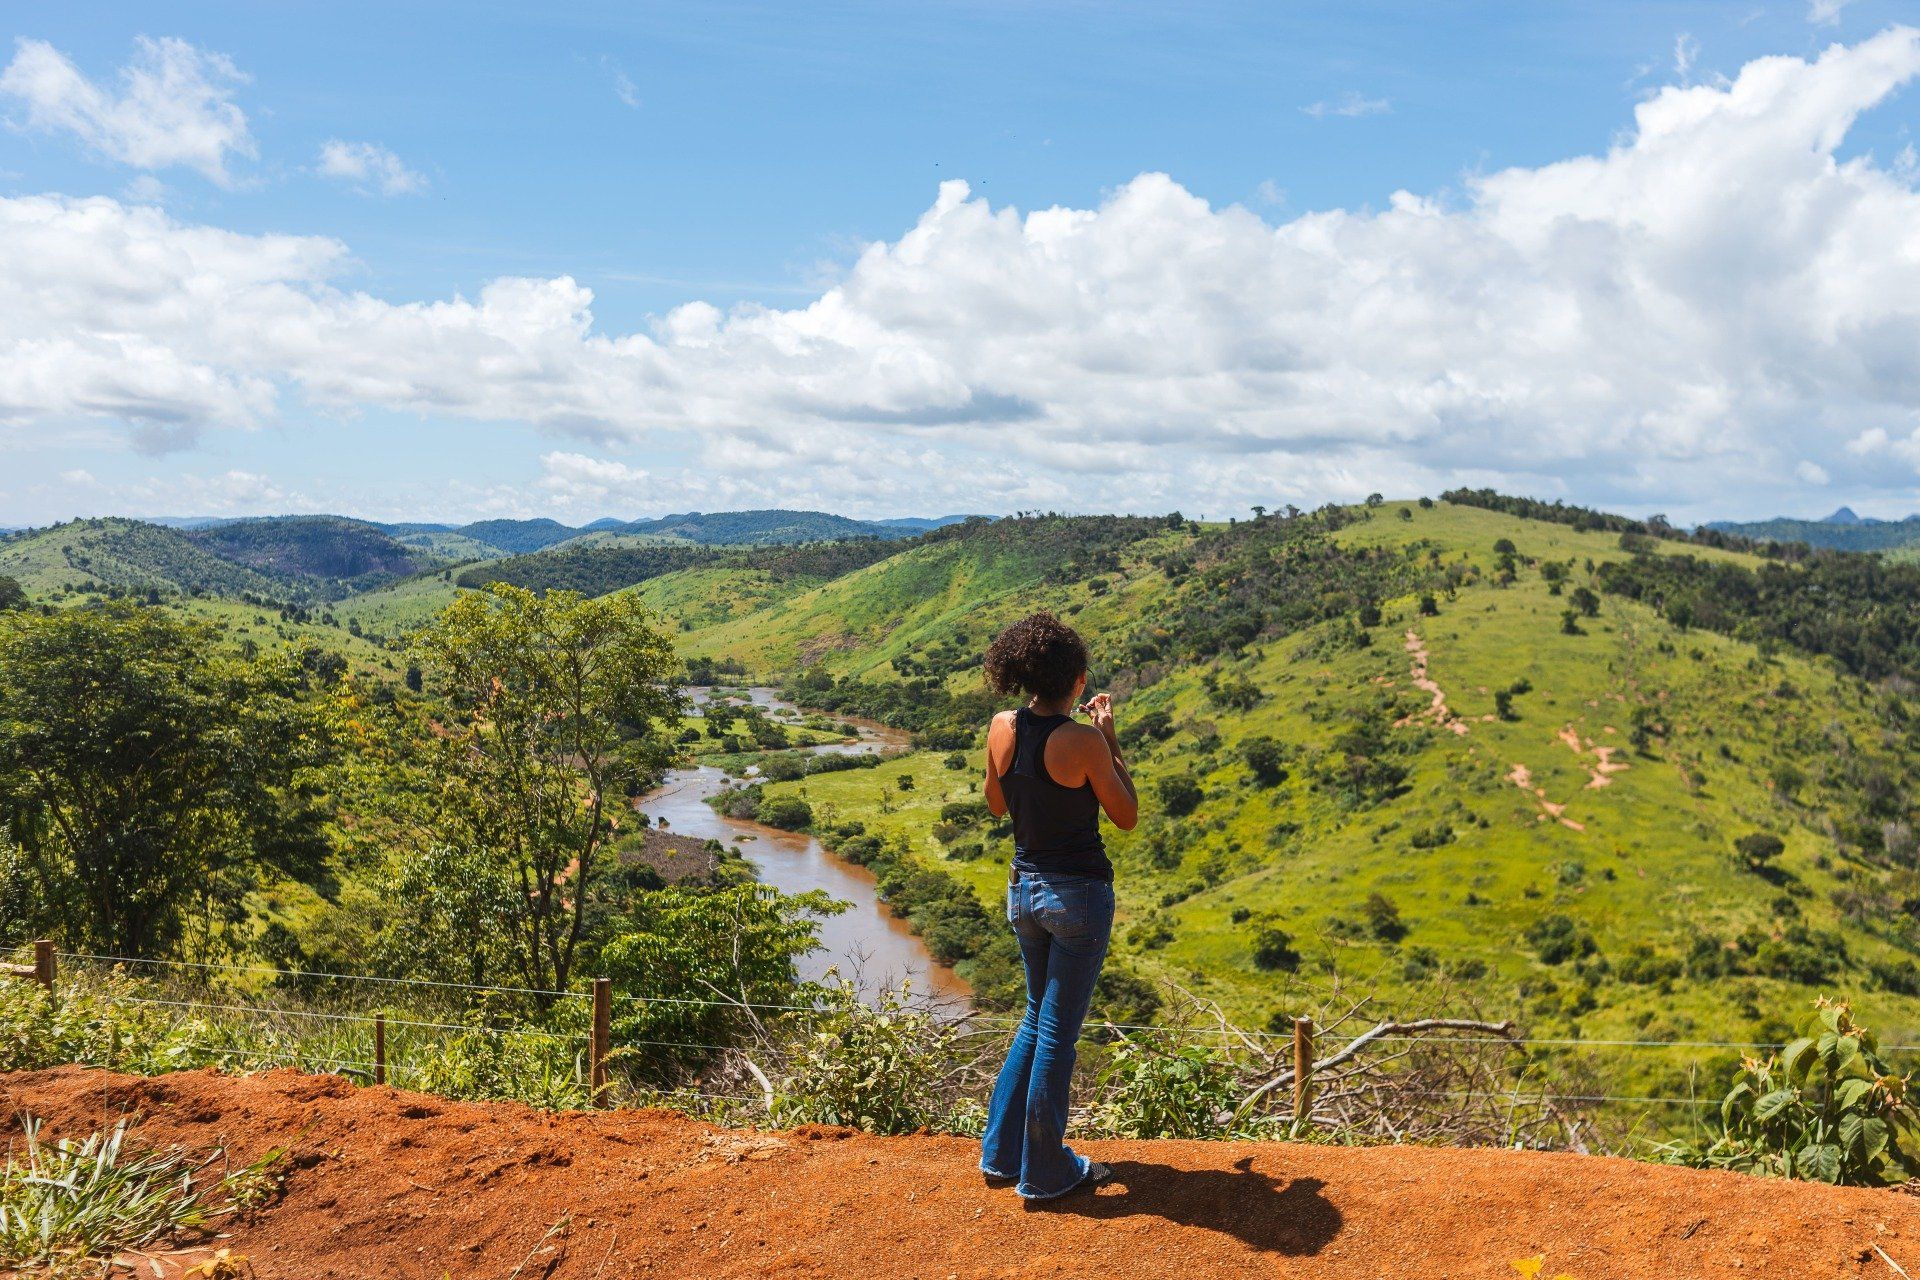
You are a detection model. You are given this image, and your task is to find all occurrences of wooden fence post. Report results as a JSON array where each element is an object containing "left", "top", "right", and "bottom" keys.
[
  {"left": 33, "top": 940, "right": 54, "bottom": 992},
  {"left": 1292, "top": 1016, "right": 1314, "bottom": 1122},
  {"left": 374, "top": 1014, "right": 387, "bottom": 1086},
  {"left": 591, "top": 978, "right": 611, "bottom": 1107}
]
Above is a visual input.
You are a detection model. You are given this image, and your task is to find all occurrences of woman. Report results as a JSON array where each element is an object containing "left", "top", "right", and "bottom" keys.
[{"left": 978, "top": 611, "right": 1138, "bottom": 1201}]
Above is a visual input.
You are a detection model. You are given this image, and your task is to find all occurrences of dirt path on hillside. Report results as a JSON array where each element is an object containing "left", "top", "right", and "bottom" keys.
[
  {"left": 1394, "top": 630, "right": 1471, "bottom": 736},
  {"left": 6, "top": 1067, "right": 1918, "bottom": 1280}
]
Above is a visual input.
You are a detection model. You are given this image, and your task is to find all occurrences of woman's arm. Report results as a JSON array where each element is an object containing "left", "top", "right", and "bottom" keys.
[
  {"left": 983, "top": 711, "right": 1013, "bottom": 817},
  {"left": 1077, "top": 695, "right": 1138, "bottom": 830}
]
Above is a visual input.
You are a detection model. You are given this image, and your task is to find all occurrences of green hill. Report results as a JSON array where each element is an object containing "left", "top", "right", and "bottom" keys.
[
  {"left": 616, "top": 509, "right": 920, "bottom": 545},
  {"left": 183, "top": 516, "right": 434, "bottom": 595},
  {"left": 452, "top": 518, "right": 581, "bottom": 554},
  {"left": 0, "top": 519, "right": 284, "bottom": 598},
  {"left": 661, "top": 498, "right": 1920, "bottom": 1087},
  {"left": 1704, "top": 511, "right": 1920, "bottom": 553}
]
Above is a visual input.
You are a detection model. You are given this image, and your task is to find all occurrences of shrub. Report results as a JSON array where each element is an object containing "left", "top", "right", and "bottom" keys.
[
  {"left": 1156, "top": 775, "right": 1204, "bottom": 818},
  {"left": 1524, "top": 913, "right": 1593, "bottom": 965},
  {"left": 1734, "top": 832, "right": 1785, "bottom": 873},
  {"left": 756, "top": 795, "right": 814, "bottom": 830},
  {"left": 770, "top": 980, "right": 980, "bottom": 1136},
  {"left": 1663, "top": 1000, "right": 1920, "bottom": 1185},
  {"left": 1091, "top": 1041, "right": 1241, "bottom": 1140},
  {"left": 1241, "top": 736, "right": 1289, "bottom": 787},
  {"left": 1251, "top": 923, "right": 1300, "bottom": 972},
  {"left": 1363, "top": 892, "right": 1406, "bottom": 942}
]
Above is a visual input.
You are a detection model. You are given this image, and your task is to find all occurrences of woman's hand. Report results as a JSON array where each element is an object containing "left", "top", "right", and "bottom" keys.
[{"left": 1079, "top": 692, "right": 1117, "bottom": 743}]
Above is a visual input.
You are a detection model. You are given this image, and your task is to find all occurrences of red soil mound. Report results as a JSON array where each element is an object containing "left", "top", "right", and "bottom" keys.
[{"left": 4, "top": 1066, "right": 1916, "bottom": 1279}]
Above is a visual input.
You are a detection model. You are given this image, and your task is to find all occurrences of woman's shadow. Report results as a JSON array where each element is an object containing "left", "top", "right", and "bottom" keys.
[{"left": 1027, "top": 1156, "right": 1341, "bottom": 1257}]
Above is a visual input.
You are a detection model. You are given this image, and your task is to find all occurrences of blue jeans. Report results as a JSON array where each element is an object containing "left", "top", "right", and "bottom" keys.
[{"left": 980, "top": 869, "right": 1114, "bottom": 1199}]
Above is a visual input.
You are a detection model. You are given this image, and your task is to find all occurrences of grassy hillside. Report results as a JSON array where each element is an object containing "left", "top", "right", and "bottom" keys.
[
  {"left": 183, "top": 516, "right": 434, "bottom": 595},
  {"left": 0, "top": 519, "right": 284, "bottom": 598},
  {"left": 686, "top": 501, "right": 1920, "bottom": 1090}
]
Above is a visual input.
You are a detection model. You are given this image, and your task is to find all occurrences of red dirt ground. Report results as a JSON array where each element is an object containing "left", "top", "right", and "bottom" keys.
[{"left": 5, "top": 1066, "right": 1919, "bottom": 1279}]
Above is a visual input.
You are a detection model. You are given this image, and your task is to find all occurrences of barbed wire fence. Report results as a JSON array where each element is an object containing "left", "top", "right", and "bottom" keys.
[{"left": 4, "top": 937, "right": 1892, "bottom": 1151}]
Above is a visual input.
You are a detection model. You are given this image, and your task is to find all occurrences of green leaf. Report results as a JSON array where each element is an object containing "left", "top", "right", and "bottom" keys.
[
  {"left": 1835, "top": 1079, "right": 1872, "bottom": 1112},
  {"left": 1862, "top": 1117, "right": 1891, "bottom": 1162},
  {"left": 1780, "top": 1037, "right": 1818, "bottom": 1085},
  {"left": 1840, "top": 1113, "right": 1865, "bottom": 1155},
  {"left": 1753, "top": 1088, "right": 1797, "bottom": 1122},
  {"left": 1817, "top": 1005, "right": 1844, "bottom": 1035},
  {"left": 1797, "top": 1143, "right": 1842, "bottom": 1184}
]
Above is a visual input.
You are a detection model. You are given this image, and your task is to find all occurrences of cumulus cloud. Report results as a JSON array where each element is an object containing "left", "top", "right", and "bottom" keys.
[
  {"left": 1301, "top": 91, "right": 1391, "bottom": 119},
  {"left": 537, "top": 451, "right": 649, "bottom": 504},
  {"left": 0, "top": 36, "right": 254, "bottom": 185},
  {"left": 316, "top": 139, "right": 426, "bottom": 196},
  {"left": 7, "top": 30, "right": 1920, "bottom": 518},
  {"left": 1810, "top": 0, "right": 1855, "bottom": 25}
]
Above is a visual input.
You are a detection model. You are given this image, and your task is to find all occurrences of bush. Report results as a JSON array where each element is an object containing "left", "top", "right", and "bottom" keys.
[
  {"left": 1662, "top": 999, "right": 1920, "bottom": 1185},
  {"left": 1524, "top": 913, "right": 1593, "bottom": 965},
  {"left": 770, "top": 980, "right": 980, "bottom": 1136},
  {"left": 1251, "top": 923, "right": 1300, "bottom": 972},
  {"left": 1363, "top": 892, "right": 1406, "bottom": 942},
  {"left": 1735, "top": 832, "right": 1785, "bottom": 873},
  {"left": 1091, "top": 1041, "right": 1241, "bottom": 1139},
  {"left": 756, "top": 795, "right": 814, "bottom": 830},
  {"left": 1241, "top": 736, "right": 1289, "bottom": 787},
  {"left": 1156, "top": 775, "right": 1204, "bottom": 818}
]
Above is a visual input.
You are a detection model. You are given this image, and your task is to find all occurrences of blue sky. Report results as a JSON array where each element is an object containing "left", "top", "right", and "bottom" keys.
[{"left": 3, "top": 2, "right": 1919, "bottom": 525}]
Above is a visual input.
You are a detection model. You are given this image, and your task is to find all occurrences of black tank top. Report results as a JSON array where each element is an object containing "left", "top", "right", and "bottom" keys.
[{"left": 1000, "top": 708, "right": 1112, "bottom": 881}]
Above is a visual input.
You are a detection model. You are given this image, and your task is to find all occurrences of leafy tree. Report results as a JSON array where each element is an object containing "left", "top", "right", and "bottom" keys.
[
  {"left": 1241, "top": 735, "right": 1289, "bottom": 787},
  {"left": 1418, "top": 593, "right": 1439, "bottom": 617},
  {"left": 0, "top": 576, "right": 25, "bottom": 611},
  {"left": 1570, "top": 586, "right": 1601, "bottom": 618},
  {"left": 1156, "top": 774, "right": 1203, "bottom": 817},
  {"left": 409, "top": 584, "right": 682, "bottom": 1005},
  {"left": 0, "top": 603, "right": 332, "bottom": 956},
  {"left": 1363, "top": 892, "right": 1406, "bottom": 942},
  {"left": 1735, "top": 832, "right": 1786, "bottom": 873},
  {"left": 1251, "top": 922, "right": 1300, "bottom": 972}
]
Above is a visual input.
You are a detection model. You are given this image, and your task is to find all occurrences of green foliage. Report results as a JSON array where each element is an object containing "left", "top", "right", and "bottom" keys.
[
  {"left": 770, "top": 979, "right": 980, "bottom": 1135},
  {"left": 756, "top": 795, "right": 815, "bottom": 830},
  {"left": 1156, "top": 774, "right": 1204, "bottom": 817},
  {"left": 599, "top": 882, "right": 842, "bottom": 1077},
  {"left": 1666, "top": 1000, "right": 1920, "bottom": 1185},
  {"left": 183, "top": 516, "right": 429, "bottom": 595},
  {"left": 0, "top": 1115, "right": 279, "bottom": 1276},
  {"left": 1734, "top": 832, "right": 1786, "bottom": 873},
  {"left": 1241, "top": 735, "right": 1289, "bottom": 786},
  {"left": 1251, "top": 921, "right": 1300, "bottom": 972},
  {"left": 1524, "top": 914, "right": 1595, "bottom": 965},
  {"left": 1091, "top": 1039, "right": 1242, "bottom": 1139},
  {"left": 0, "top": 575, "right": 24, "bottom": 611},
  {"left": 409, "top": 583, "right": 683, "bottom": 1001},
  {"left": 0, "top": 603, "right": 334, "bottom": 956}
]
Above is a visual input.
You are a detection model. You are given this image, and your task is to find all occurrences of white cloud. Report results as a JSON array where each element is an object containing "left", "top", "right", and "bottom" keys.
[
  {"left": 1673, "top": 33, "right": 1700, "bottom": 80},
  {"left": 317, "top": 140, "right": 426, "bottom": 196},
  {"left": 1796, "top": 460, "right": 1830, "bottom": 484},
  {"left": 1810, "top": 0, "right": 1854, "bottom": 25},
  {"left": 7, "top": 30, "right": 1920, "bottom": 518},
  {"left": 613, "top": 71, "right": 640, "bottom": 109},
  {"left": 0, "top": 36, "right": 254, "bottom": 185},
  {"left": 1302, "top": 91, "right": 1392, "bottom": 119},
  {"left": 537, "top": 451, "right": 649, "bottom": 504}
]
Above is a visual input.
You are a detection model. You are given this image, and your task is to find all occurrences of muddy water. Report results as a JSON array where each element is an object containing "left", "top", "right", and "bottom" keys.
[{"left": 635, "top": 688, "right": 973, "bottom": 1006}]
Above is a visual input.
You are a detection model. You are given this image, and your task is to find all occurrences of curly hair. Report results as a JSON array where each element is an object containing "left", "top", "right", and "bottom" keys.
[{"left": 984, "top": 611, "right": 1089, "bottom": 702}]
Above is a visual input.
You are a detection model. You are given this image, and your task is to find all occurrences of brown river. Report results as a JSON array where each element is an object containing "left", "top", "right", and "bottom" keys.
[{"left": 634, "top": 688, "right": 973, "bottom": 1006}]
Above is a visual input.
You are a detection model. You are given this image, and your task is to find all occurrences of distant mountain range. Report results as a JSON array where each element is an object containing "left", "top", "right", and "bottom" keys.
[
  {"left": 0, "top": 509, "right": 982, "bottom": 602},
  {"left": 1704, "top": 505, "right": 1920, "bottom": 553}
]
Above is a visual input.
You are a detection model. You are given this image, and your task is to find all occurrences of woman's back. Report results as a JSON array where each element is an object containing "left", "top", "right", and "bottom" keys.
[{"left": 999, "top": 707, "right": 1111, "bottom": 881}]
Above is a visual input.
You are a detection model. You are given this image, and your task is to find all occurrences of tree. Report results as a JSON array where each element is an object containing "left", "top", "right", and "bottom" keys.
[
  {"left": 1364, "top": 892, "right": 1406, "bottom": 942},
  {"left": 1418, "top": 593, "right": 1439, "bottom": 617},
  {"left": 0, "top": 575, "right": 25, "bottom": 612},
  {"left": 1735, "top": 832, "right": 1786, "bottom": 874},
  {"left": 1156, "top": 774, "right": 1203, "bottom": 817},
  {"left": 410, "top": 584, "right": 683, "bottom": 1006},
  {"left": 1251, "top": 922, "right": 1300, "bottom": 972},
  {"left": 1570, "top": 586, "right": 1601, "bottom": 618},
  {"left": 0, "top": 603, "right": 332, "bottom": 956},
  {"left": 1241, "top": 735, "right": 1288, "bottom": 787}
]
